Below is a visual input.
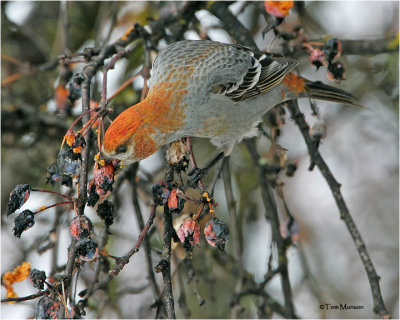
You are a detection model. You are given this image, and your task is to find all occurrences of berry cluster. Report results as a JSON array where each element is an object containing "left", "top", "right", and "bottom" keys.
[
  {"left": 152, "top": 181, "right": 230, "bottom": 252},
  {"left": 304, "top": 38, "right": 345, "bottom": 82}
]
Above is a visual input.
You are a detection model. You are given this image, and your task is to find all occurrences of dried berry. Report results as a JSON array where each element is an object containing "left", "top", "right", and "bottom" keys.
[
  {"left": 204, "top": 218, "right": 230, "bottom": 251},
  {"left": 309, "top": 48, "right": 326, "bottom": 70},
  {"left": 13, "top": 210, "right": 35, "bottom": 238},
  {"left": 168, "top": 189, "right": 185, "bottom": 213},
  {"left": 47, "top": 162, "right": 73, "bottom": 187},
  {"left": 97, "top": 200, "right": 114, "bottom": 226},
  {"left": 323, "top": 38, "right": 342, "bottom": 63},
  {"left": 87, "top": 183, "right": 100, "bottom": 207},
  {"left": 70, "top": 215, "right": 93, "bottom": 240},
  {"left": 75, "top": 238, "right": 99, "bottom": 262},
  {"left": 29, "top": 268, "right": 47, "bottom": 290},
  {"left": 327, "top": 61, "right": 345, "bottom": 82},
  {"left": 87, "top": 159, "right": 119, "bottom": 206},
  {"left": 57, "top": 147, "right": 82, "bottom": 174},
  {"left": 266, "top": 144, "right": 287, "bottom": 168},
  {"left": 177, "top": 220, "right": 201, "bottom": 250},
  {"left": 35, "top": 296, "right": 60, "bottom": 319},
  {"left": 151, "top": 181, "right": 184, "bottom": 211},
  {"left": 151, "top": 181, "right": 171, "bottom": 206},
  {"left": 64, "top": 130, "right": 86, "bottom": 154},
  {"left": 7, "top": 184, "right": 32, "bottom": 216},
  {"left": 95, "top": 160, "right": 118, "bottom": 193},
  {"left": 47, "top": 148, "right": 81, "bottom": 187}
]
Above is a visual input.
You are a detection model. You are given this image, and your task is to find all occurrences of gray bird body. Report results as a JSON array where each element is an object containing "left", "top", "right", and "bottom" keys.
[
  {"left": 104, "top": 40, "right": 359, "bottom": 162},
  {"left": 149, "top": 40, "right": 297, "bottom": 154}
]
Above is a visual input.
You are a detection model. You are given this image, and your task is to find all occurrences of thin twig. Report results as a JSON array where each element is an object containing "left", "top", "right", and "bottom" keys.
[
  {"left": 221, "top": 158, "right": 244, "bottom": 318},
  {"left": 110, "top": 203, "right": 157, "bottom": 276},
  {"left": 175, "top": 259, "right": 192, "bottom": 317},
  {"left": 245, "top": 139, "right": 296, "bottom": 318},
  {"left": 127, "top": 164, "right": 163, "bottom": 313},
  {"left": 1, "top": 290, "right": 49, "bottom": 303},
  {"left": 183, "top": 257, "right": 205, "bottom": 306},
  {"left": 102, "top": 49, "right": 127, "bottom": 101},
  {"left": 212, "top": 248, "right": 293, "bottom": 318},
  {"left": 60, "top": 1, "right": 69, "bottom": 53}
]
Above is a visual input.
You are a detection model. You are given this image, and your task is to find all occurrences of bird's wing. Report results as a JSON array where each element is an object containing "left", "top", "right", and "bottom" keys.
[
  {"left": 210, "top": 45, "right": 298, "bottom": 102},
  {"left": 150, "top": 40, "right": 298, "bottom": 102}
]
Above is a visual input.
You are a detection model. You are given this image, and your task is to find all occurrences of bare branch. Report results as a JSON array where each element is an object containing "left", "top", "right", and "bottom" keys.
[
  {"left": 286, "top": 99, "right": 390, "bottom": 318},
  {"left": 1, "top": 290, "right": 49, "bottom": 304},
  {"left": 245, "top": 139, "right": 296, "bottom": 318},
  {"left": 110, "top": 202, "right": 157, "bottom": 276}
]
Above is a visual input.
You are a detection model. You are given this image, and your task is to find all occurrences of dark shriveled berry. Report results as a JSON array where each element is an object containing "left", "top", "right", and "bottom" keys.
[
  {"left": 29, "top": 268, "right": 47, "bottom": 290},
  {"left": 13, "top": 210, "right": 35, "bottom": 238},
  {"left": 35, "top": 296, "right": 59, "bottom": 319},
  {"left": 204, "top": 218, "right": 230, "bottom": 251},
  {"left": 75, "top": 238, "right": 99, "bottom": 262},
  {"left": 7, "top": 184, "right": 32, "bottom": 216},
  {"left": 97, "top": 200, "right": 114, "bottom": 226}
]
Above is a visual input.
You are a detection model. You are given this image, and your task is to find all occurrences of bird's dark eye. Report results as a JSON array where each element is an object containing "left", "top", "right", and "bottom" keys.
[{"left": 116, "top": 144, "right": 127, "bottom": 154}]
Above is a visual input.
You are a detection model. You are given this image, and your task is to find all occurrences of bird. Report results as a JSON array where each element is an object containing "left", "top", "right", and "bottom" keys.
[{"left": 103, "top": 40, "right": 359, "bottom": 164}]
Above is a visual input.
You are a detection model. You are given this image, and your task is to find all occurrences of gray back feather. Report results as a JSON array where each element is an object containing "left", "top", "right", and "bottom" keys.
[{"left": 150, "top": 40, "right": 297, "bottom": 103}]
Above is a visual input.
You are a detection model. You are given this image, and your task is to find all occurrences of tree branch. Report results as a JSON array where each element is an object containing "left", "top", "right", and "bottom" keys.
[
  {"left": 109, "top": 202, "right": 157, "bottom": 276},
  {"left": 127, "top": 163, "right": 163, "bottom": 315},
  {"left": 245, "top": 139, "right": 296, "bottom": 318},
  {"left": 208, "top": 2, "right": 257, "bottom": 49},
  {"left": 157, "top": 164, "right": 177, "bottom": 319},
  {"left": 1, "top": 290, "right": 49, "bottom": 303},
  {"left": 286, "top": 99, "right": 390, "bottom": 318}
]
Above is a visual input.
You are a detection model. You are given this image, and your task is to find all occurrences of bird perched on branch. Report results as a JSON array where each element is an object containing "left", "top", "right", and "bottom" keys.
[{"left": 103, "top": 40, "right": 359, "bottom": 163}]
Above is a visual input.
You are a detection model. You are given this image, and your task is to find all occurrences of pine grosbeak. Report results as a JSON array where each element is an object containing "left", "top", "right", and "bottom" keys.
[{"left": 103, "top": 40, "right": 358, "bottom": 163}]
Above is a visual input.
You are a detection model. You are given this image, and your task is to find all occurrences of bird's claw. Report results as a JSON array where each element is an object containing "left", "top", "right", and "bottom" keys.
[{"left": 187, "top": 167, "right": 208, "bottom": 188}]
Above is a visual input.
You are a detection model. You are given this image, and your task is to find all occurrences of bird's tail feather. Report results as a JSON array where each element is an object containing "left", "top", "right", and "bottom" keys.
[{"left": 304, "top": 80, "right": 364, "bottom": 108}]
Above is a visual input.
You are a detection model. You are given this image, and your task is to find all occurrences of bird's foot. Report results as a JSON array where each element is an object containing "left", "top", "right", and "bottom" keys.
[
  {"left": 187, "top": 152, "right": 225, "bottom": 189},
  {"left": 187, "top": 167, "right": 208, "bottom": 188}
]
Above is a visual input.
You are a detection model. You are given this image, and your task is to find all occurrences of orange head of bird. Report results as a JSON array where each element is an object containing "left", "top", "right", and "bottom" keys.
[{"left": 102, "top": 103, "right": 160, "bottom": 164}]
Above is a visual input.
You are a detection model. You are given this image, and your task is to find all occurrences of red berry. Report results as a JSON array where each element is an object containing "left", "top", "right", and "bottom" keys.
[
  {"left": 204, "top": 218, "right": 229, "bottom": 251},
  {"left": 177, "top": 220, "right": 200, "bottom": 250},
  {"left": 70, "top": 215, "right": 93, "bottom": 240},
  {"left": 309, "top": 48, "right": 326, "bottom": 70}
]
